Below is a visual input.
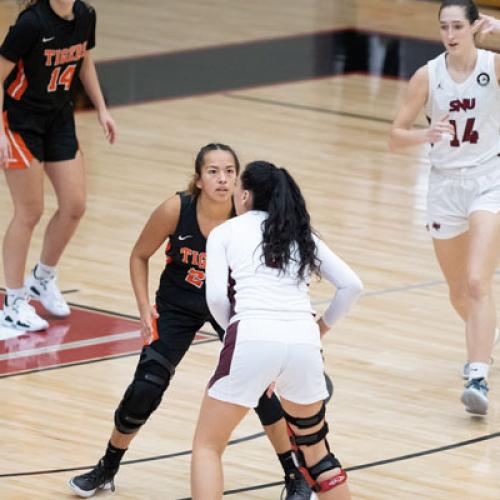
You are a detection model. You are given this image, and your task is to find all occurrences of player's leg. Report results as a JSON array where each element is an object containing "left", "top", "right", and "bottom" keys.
[
  {"left": 432, "top": 232, "right": 469, "bottom": 322},
  {"left": 2, "top": 154, "right": 48, "bottom": 331},
  {"left": 460, "top": 210, "right": 500, "bottom": 415},
  {"left": 427, "top": 168, "right": 472, "bottom": 378},
  {"left": 281, "top": 398, "right": 350, "bottom": 500},
  {"left": 255, "top": 392, "right": 313, "bottom": 499},
  {"left": 25, "top": 153, "right": 85, "bottom": 317},
  {"left": 209, "top": 316, "right": 312, "bottom": 498},
  {"left": 69, "top": 310, "right": 203, "bottom": 497},
  {"left": 191, "top": 392, "right": 249, "bottom": 499},
  {"left": 432, "top": 232, "right": 473, "bottom": 378},
  {"left": 277, "top": 342, "right": 349, "bottom": 499},
  {"left": 26, "top": 110, "right": 83, "bottom": 316}
]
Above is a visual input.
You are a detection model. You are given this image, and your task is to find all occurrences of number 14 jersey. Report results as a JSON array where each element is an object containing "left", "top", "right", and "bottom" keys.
[
  {"left": 0, "top": 0, "right": 95, "bottom": 114},
  {"left": 425, "top": 48, "right": 500, "bottom": 169}
]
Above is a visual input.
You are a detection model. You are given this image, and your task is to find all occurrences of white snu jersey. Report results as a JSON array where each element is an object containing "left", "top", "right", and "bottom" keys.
[
  {"left": 424, "top": 49, "right": 500, "bottom": 169},
  {"left": 205, "top": 210, "right": 363, "bottom": 340}
]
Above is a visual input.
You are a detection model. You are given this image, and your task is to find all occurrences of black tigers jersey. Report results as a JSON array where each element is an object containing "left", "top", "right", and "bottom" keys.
[
  {"left": 156, "top": 192, "right": 210, "bottom": 316},
  {"left": 0, "top": 0, "right": 95, "bottom": 113}
]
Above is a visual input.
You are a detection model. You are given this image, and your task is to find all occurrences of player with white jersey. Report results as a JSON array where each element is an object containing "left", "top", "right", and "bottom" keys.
[
  {"left": 191, "top": 160, "right": 362, "bottom": 500},
  {"left": 390, "top": 0, "right": 500, "bottom": 415}
]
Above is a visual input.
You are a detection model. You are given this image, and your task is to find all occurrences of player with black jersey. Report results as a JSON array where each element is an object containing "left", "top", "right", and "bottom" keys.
[
  {"left": 69, "top": 144, "right": 313, "bottom": 499},
  {"left": 0, "top": 0, "right": 116, "bottom": 331}
]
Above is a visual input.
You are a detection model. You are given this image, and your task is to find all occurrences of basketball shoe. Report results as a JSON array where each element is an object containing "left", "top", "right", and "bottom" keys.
[
  {"left": 462, "top": 327, "right": 499, "bottom": 380},
  {"left": 461, "top": 377, "right": 489, "bottom": 415},
  {"left": 25, "top": 266, "right": 70, "bottom": 317},
  {"left": 1, "top": 295, "right": 48, "bottom": 331},
  {"left": 282, "top": 471, "right": 315, "bottom": 499},
  {"left": 69, "top": 460, "right": 118, "bottom": 498}
]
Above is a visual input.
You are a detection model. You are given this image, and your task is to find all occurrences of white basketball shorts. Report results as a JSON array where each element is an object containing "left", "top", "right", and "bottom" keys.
[
  {"left": 427, "top": 158, "right": 500, "bottom": 240},
  {"left": 208, "top": 318, "right": 328, "bottom": 407}
]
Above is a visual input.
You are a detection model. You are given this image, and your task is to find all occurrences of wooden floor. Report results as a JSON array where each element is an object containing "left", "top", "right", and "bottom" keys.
[{"left": 1, "top": 0, "right": 500, "bottom": 498}]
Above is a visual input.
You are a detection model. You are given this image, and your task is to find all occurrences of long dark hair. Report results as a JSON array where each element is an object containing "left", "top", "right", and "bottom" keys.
[
  {"left": 187, "top": 143, "right": 240, "bottom": 198},
  {"left": 439, "top": 0, "right": 479, "bottom": 23},
  {"left": 241, "top": 161, "right": 320, "bottom": 281}
]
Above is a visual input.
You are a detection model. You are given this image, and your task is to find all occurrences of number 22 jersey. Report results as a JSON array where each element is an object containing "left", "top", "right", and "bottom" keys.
[
  {"left": 156, "top": 192, "right": 211, "bottom": 316},
  {"left": 424, "top": 49, "right": 500, "bottom": 169}
]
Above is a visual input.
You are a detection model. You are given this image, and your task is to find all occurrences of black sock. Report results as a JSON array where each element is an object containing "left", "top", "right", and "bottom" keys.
[
  {"left": 278, "top": 450, "right": 298, "bottom": 476},
  {"left": 102, "top": 441, "right": 127, "bottom": 470}
]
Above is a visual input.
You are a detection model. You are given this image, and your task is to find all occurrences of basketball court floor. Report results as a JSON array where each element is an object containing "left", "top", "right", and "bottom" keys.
[{"left": 0, "top": 0, "right": 499, "bottom": 498}]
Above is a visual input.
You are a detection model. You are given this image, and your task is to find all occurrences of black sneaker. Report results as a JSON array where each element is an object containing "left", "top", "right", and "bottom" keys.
[
  {"left": 282, "top": 471, "right": 313, "bottom": 500},
  {"left": 69, "top": 459, "right": 118, "bottom": 498}
]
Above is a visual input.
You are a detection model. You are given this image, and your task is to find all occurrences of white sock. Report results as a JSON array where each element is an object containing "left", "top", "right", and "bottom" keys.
[
  {"left": 5, "top": 287, "right": 26, "bottom": 308},
  {"left": 34, "top": 262, "right": 56, "bottom": 280},
  {"left": 468, "top": 362, "right": 489, "bottom": 381}
]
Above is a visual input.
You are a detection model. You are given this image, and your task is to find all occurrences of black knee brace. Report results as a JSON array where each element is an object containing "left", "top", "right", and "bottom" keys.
[
  {"left": 114, "top": 345, "right": 175, "bottom": 434},
  {"left": 254, "top": 391, "right": 284, "bottom": 426},
  {"left": 284, "top": 403, "right": 347, "bottom": 493}
]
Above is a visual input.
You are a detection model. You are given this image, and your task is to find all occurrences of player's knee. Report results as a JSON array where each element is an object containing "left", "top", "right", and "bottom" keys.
[
  {"left": 15, "top": 202, "right": 44, "bottom": 228},
  {"left": 114, "top": 345, "right": 175, "bottom": 434},
  {"left": 449, "top": 285, "right": 467, "bottom": 306},
  {"left": 254, "top": 392, "right": 284, "bottom": 426},
  {"left": 62, "top": 198, "right": 86, "bottom": 221},
  {"left": 466, "top": 274, "right": 490, "bottom": 302}
]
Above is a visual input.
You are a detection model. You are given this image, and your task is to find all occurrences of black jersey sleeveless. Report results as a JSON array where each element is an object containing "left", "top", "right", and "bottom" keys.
[
  {"left": 0, "top": 0, "right": 96, "bottom": 114},
  {"left": 156, "top": 192, "right": 210, "bottom": 316}
]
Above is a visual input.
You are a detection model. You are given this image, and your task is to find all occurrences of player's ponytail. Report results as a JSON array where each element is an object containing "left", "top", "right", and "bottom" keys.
[
  {"left": 439, "top": 0, "right": 479, "bottom": 23},
  {"left": 241, "top": 161, "right": 320, "bottom": 281}
]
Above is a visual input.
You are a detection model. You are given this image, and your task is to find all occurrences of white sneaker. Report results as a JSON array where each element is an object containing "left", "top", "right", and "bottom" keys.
[
  {"left": 2, "top": 296, "right": 49, "bottom": 331},
  {"left": 25, "top": 269, "right": 71, "bottom": 317},
  {"left": 461, "top": 377, "right": 489, "bottom": 415},
  {"left": 462, "top": 327, "right": 499, "bottom": 380}
]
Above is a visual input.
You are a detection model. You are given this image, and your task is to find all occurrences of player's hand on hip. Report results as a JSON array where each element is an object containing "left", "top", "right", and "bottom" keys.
[
  {"left": 98, "top": 109, "right": 117, "bottom": 144},
  {"left": 0, "top": 132, "right": 12, "bottom": 169},
  {"left": 425, "top": 114, "right": 454, "bottom": 144}
]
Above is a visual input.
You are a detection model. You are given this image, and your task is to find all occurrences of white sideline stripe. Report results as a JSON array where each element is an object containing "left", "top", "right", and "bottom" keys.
[{"left": 0, "top": 329, "right": 141, "bottom": 361}]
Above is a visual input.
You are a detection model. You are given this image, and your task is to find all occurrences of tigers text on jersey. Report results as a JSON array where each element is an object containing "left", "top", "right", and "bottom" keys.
[
  {"left": 0, "top": 0, "right": 96, "bottom": 113},
  {"left": 156, "top": 192, "right": 210, "bottom": 315},
  {"left": 424, "top": 49, "right": 500, "bottom": 169}
]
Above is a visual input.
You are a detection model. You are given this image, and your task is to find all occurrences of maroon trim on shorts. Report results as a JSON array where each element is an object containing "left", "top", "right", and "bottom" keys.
[{"left": 208, "top": 320, "right": 239, "bottom": 388}]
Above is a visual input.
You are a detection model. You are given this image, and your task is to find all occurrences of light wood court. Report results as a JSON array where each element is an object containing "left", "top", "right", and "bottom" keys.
[{"left": 1, "top": 0, "right": 500, "bottom": 498}]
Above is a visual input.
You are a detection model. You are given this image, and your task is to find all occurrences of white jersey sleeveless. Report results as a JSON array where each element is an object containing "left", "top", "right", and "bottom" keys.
[{"left": 424, "top": 49, "right": 500, "bottom": 169}]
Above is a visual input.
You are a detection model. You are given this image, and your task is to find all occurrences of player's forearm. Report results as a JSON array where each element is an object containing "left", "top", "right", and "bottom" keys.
[
  {"left": 130, "top": 253, "right": 151, "bottom": 312},
  {"left": 79, "top": 55, "right": 107, "bottom": 113},
  {"left": 389, "top": 127, "right": 428, "bottom": 151}
]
